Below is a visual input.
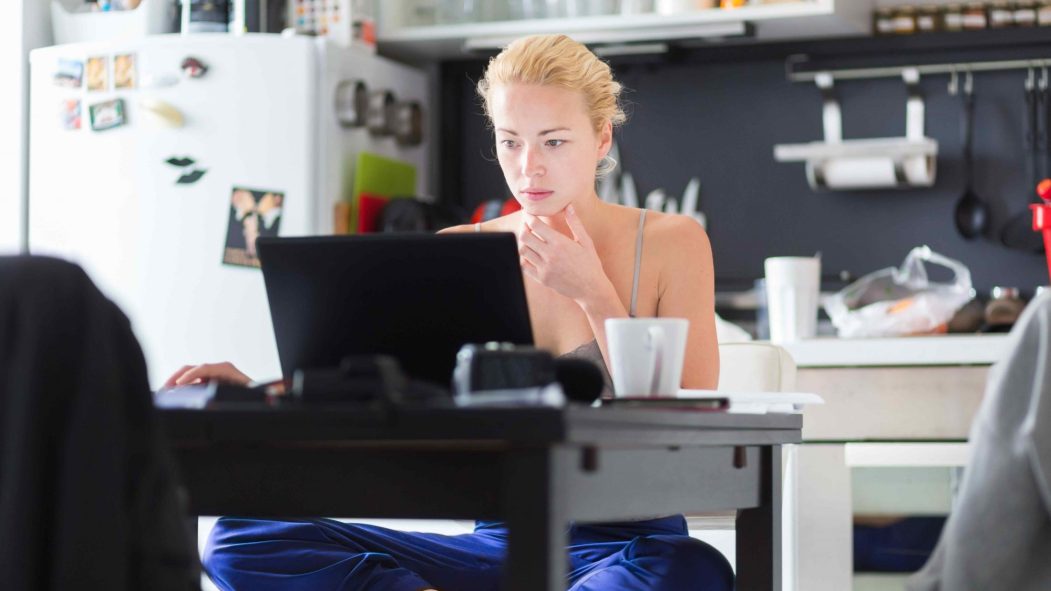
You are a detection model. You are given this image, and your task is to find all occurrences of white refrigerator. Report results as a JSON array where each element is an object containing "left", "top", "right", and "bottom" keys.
[{"left": 28, "top": 34, "right": 431, "bottom": 388}]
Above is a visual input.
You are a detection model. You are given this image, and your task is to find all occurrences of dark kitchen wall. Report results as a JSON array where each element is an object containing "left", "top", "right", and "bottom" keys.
[{"left": 437, "top": 30, "right": 1051, "bottom": 294}]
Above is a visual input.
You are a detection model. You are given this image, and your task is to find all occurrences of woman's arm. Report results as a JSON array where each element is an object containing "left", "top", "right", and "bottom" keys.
[{"left": 652, "top": 216, "right": 719, "bottom": 390}]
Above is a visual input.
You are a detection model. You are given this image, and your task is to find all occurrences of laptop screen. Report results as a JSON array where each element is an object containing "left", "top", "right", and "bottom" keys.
[{"left": 256, "top": 233, "right": 533, "bottom": 388}]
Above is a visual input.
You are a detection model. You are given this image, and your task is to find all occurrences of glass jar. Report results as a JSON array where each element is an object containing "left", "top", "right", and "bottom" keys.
[
  {"left": 987, "top": 0, "right": 1015, "bottom": 28},
  {"left": 1015, "top": 0, "right": 1038, "bottom": 25},
  {"left": 916, "top": 5, "right": 943, "bottom": 32},
  {"left": 984, "top": 287, "right": 1026, "bottom": 330},
  {"left": 943, "top": 3, "right": 965, "bottom": 30},
  {"left": 1039, "top": 0, "right": 1051, "bottom": 25},
  {"left": 963, "top": 1, "right": 989, "bottom": 29},
  {"left": 894, "top": 5, "right": 918, "bottom": 34},
  {"left": 874, "top": 7, "right": 896, "bottom": 35}
]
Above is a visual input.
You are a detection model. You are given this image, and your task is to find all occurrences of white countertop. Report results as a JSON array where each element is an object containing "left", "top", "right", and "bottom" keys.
[{"left": 777, "top": 334, "right": 1012, "bottom": 368}]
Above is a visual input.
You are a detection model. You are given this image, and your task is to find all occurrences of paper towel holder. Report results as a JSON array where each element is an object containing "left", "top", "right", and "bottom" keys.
[{"left": 773, "top": 68, "right": 938, "bottom": 191}]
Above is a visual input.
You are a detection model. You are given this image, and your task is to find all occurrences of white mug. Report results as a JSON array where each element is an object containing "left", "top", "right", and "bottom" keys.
[
  {"left": 605, "top": 318, "right": 689, "bottom": 397},
  {"left": 764, "top": 256, "right": 821, "bottom": 343}
]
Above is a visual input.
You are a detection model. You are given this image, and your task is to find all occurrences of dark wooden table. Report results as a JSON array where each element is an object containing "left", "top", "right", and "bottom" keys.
[{"left": 162, "top": 404, "right": 801, "bottom": 591}]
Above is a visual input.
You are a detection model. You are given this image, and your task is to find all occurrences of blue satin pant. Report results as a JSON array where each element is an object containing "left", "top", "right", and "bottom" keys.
[{"left": 203, "top": 515, "right": 733, "bottom": 590}]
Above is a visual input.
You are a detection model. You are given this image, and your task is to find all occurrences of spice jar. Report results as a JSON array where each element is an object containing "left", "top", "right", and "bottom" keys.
[
  {"left": 984, "top": 287, "right": 1026, "bottom": 331},
  {"left": 1036, "top": 0, "right": 1051, "bottom": 24},
  {"left": 874, "top": 7, "right": 896, "bottom": 35},
  {"left": 963, "top": 1, "right": 989, "bottom": 29},
  {"left": 943, "top": 3, "right": 965, "bottom": 30},
  {"left": 988, "top": 0, "right": 1015, "bottom": 28},
  {"left": 894, "top": 5, "right": 918, "bottom": 34},
  {"left": 1015, "top": 0, "right": 1038, "bottom": 25},
  {"left": 916, "top": 5, "right": 943, "bottom": 32}
]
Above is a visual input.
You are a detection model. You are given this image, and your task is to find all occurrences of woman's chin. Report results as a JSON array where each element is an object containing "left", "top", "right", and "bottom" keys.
[{"left": 521, "top": 200, "right": 566, "bottom": 218}]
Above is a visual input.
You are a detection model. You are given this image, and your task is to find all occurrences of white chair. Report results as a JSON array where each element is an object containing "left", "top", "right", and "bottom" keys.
[{"left": 688, "top": 342, "right": 799, "bottom": 590}]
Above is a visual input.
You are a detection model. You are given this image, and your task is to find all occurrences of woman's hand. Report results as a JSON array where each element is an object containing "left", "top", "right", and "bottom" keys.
[
  {"left": 517, "top": 205, "right": 613, "bottom": 306},
  {"left": 163, "top": 362, "right": 252, "bottom": 389}
]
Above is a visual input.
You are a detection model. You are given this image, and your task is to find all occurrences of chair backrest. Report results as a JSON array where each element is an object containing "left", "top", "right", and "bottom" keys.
[{"left": 717, "top": 342, "right": 797, "bottom": 393}]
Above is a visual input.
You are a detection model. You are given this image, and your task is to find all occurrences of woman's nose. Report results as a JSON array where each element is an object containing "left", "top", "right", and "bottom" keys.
[{"left": 521, "top": 147, "right": 545, "bottom": 178}]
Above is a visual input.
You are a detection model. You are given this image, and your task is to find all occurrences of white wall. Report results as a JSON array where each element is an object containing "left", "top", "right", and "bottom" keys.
[{"left": 1, "top": 0, "right": 52, "bottom": 254}]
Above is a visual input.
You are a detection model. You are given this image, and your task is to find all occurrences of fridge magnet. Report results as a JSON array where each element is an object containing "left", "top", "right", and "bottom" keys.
[
  {"left": 86, "top": 56, "right": 108, "bottom": 92},
  {"left": 89, "top": 98, "right": 126, "bottom": 131},
  {"left": 222, "top": 187, "right": 285, "bottom": 268},
  {"left": 177, "top": 169, "right": 207, "bottom": 184},
  {"left": 180, "top": 56, "right": 208, "bottom": 79},
  {"left": 166, "top": 156, "right": 195, "bottom": 167},
  {"left": 54, "top": 59, "right": 83, "bottom": 88},
  {"left": 165, "top": 155, "right": 207, "bottom": 185},
  {"left": 61, "top": 99, "right": 81, "bottom": 131},
  {"left": 114, "top": 53, "right": 136, "bottom": 89}
]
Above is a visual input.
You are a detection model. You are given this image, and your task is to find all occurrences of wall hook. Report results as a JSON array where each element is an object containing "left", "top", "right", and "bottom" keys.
[{"left": 948, "top": 68, "right": 959, "bottom": 96}]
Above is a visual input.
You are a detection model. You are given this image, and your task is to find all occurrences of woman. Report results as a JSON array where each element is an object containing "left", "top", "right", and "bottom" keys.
[{"left": 170, "top": 34, "right": 728, "bottom": 591}]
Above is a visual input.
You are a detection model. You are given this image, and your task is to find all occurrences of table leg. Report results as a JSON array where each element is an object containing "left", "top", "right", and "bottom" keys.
[
  {"left": 737, "top": 445, "right": 783, "bottom": 591},
  {"left": 502, "top": 447, "right": 568, "bottom": 591}
]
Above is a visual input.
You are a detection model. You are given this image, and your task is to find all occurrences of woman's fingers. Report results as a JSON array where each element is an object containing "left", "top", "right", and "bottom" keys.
[
  {"left": 564, "top": 205, "right": 593, "bottom": 247},
  {"left": 518, "top": 228, "right": 547, "bottom": 259},
  {"left": 518, "top": 239, "right": 544, "bottom": 267},
  {"left": 169, "top": 362, "right": 252, "bottom": 387},
  {"left": 163, "top": 365, "right": 194, "bottom": 388}
]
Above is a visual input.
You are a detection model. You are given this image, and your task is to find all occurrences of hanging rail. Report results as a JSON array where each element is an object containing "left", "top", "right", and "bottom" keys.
[{"left": 786, "top": 55, "right": 1051, "bottom": 83}]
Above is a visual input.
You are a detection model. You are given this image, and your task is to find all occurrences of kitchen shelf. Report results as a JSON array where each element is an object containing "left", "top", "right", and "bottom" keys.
[
  {"left": 377, "top": 0, "right": 869, "bottom": 62},
  {"left": 781, "top": 333, "right": 1010, "bottom": 367}
]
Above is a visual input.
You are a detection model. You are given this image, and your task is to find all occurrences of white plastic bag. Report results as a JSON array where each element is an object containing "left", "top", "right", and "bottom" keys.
[{"left": 823, "top": 246, "right": 976, "bottom": 338}]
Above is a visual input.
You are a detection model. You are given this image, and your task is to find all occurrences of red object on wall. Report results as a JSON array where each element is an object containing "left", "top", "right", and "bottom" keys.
[
  {"left": 357, "top": 193, "right": 389, "bottom": 233},
  {"left": 1031, "top": 179, "right": 1051, "bottom": 282},
  {"left": 471, "top": 197, "right": 521, "bottom": 224}
]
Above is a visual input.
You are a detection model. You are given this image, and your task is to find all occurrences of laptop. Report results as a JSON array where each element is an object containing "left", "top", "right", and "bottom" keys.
[{"left": 256, "top": 233, "right": 534, "bottom": 388}]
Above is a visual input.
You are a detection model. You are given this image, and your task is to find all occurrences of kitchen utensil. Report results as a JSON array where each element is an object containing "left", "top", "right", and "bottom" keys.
[
  {"left": 664, "top": 197, "right": 678, "bottom": 214},
  {"left": 679, "top": 176, "right": 707, "bottom": 229},
  {"left": 1001, "top": 68, "right": 1048, "bottom": 252},
  {"left": 953, "top": 72, "right": 990, "bottom": 239},
  {"left": 597, "top": 141, "right": 620, "bottom": 203},
  {"left": 1031, "top": 179, "right": 1051, "bottom": 281},
  {"left": 644, "top": 188, "right": 666, "bottom": 211},
  {"left": 621, "top": 172, "right": 639, "bottom": 208}
]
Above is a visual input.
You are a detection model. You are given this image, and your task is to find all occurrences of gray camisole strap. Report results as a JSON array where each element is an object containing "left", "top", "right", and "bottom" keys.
[
  {"left": 629, "top": 209, "right": 647, "bottom": 318},
  {"left": 560, "top": 209, "right": 648, "bottom": 397},
  {"left": 482, "top": 209, "right": 648, "bottom": 397}
]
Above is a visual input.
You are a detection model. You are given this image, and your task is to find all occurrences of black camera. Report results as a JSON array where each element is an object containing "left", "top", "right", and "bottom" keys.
[{"left": 452, "top": 342, "right": 556, "bottom": 394}]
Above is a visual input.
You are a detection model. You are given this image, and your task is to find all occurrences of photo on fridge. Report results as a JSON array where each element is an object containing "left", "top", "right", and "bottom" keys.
[
  {"left": 223, "top": 187, "right": 285, "bottom": 268},
  {"left": 86, "top": 56, "right": 108, "bottom": 92},
  {"left": 114, "top": 53, "right": 136, "bottom": 89},
  {"left": 89, "top": 99, "right": 126, "bottom": 131},
  {"left": 61, "top": 99, "right": 81, "bottom": 131},
  {"left": 54, "top": 59, "right": 83, "bottom": 88}
]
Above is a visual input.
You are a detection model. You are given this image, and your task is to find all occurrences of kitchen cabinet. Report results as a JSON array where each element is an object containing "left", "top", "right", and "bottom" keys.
[
  {"left": 781, "top": 334, "right": 1008, "bottom": 591},
  {"left": 376, "top": 0, "right": 870, "bottom": 62}
]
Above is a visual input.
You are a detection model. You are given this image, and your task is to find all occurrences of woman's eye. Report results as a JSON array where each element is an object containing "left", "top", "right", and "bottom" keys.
[
  {"left": 500, "top": 139, "right": 518, "bottom": 149},
  {"left": 545, "top": 139, "right": 565, "bottom": 147}
]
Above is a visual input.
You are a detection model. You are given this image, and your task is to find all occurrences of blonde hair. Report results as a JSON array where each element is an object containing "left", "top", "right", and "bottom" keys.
[{"left": 476, "top": 34, "right": 627, "bottom": 134}]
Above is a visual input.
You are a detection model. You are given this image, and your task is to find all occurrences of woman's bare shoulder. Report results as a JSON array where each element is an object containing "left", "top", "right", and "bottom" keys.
[
  {"left": 643, "top": 211, "right": 713, "bottom": 261},
  {"left": 439, "top": 212, "right": 522, "bottom": 234}
]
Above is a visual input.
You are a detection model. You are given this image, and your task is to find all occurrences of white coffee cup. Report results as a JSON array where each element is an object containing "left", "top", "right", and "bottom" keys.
[
  {"left": 764, "top": 256, "right": 821, "bottom": 343},
  {"left": 605, "top": 317, "right": 689, "bottom": 397}
]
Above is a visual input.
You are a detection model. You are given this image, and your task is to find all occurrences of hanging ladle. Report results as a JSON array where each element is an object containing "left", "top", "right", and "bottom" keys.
[{"left": 953, "top": 70, "right": 991, "bottom": 239}]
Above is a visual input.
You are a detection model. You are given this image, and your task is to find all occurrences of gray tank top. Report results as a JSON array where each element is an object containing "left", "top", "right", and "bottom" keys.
[{"left": 478, "top": 210, "right": 648, "bottom": 396}]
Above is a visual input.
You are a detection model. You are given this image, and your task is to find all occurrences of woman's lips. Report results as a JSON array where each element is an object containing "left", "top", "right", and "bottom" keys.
[{"left": 522, "top": 190, "right": 553, "bottom": 202}]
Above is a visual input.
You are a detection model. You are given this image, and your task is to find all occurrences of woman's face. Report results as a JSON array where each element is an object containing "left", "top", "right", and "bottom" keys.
[{"left": 490, "top": 83, "right": 611, "bottom": 217}]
